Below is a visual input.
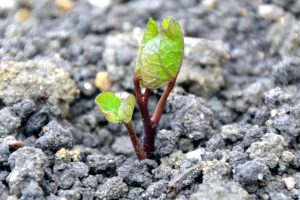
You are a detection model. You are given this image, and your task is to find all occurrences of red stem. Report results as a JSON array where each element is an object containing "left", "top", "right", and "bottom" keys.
[
  {"left": 134, "top": 72, "right": 155, "bottom": 158},
  {"left": 151, "top": 78, "right": 176, "bottom": 129},
  {"left": 124, "top": 122, "right": 146, "bottom": 160}
]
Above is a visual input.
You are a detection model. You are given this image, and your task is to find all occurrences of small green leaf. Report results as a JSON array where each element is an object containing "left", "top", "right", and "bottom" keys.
[
  {"left": 136, "top": 16, "right": 184, "bottom": 90},
  {"left": 95, "top": 92, "right": 122, "bottom": 123},
  {"left": 118, "top": 94, "right": 135, "bottom": 123},
  {"left": 95, "top": 92, "right": 135, "bottom": 124}
]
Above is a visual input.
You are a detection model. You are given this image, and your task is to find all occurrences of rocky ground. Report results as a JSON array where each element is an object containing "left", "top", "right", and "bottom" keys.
[{"left": 0, "top": 0, "right": 300, "bottom": 199}]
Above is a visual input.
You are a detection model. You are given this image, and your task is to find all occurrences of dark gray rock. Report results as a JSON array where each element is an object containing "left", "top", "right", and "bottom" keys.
[
  {"left": 155, "top": 129, "right": 180, "bottom": 157},
  {"left": 271, "top": 102, "right": 300, "bottom": 143},
  {"left": 53, "top": 162, "right": 89, "bottom": 190},
  {"left": 226, "top": 149, "right": 248, "bottom": 168},
  {"left": 234, "top": 160, "right": 270, "bottom": 193},
  {"left": 12, "top": 99, "right": 36, "bottom": 119},
  {"left": 273, "top": 57, "right": 300, "bottom": 85},
  {"left": 7, "top": 147, "right": 46, "bottom": 196},
  {"left": 206, "top": 134, "right": 226, "bottom": 151},
  {"left": 266, "top": 180, "right": 292, "bottom": 200},
  {"left": 0, "top": 143, "right": 10, "bottom": 165},
  {"left": 95, "top": 177, "right": 128, "bottom": 200},
  {"left": 220, "top": 124, "right": 244, "bottom": 143},
  {"left": 35, "top": 120, "right": 74, "bottom": 151},
  {"left": 82, "top": 175, "right": 98, "bottom": 188},
  {"left": 25, "top": 108, "right": 49, "bottom": 136},
  {"left": 128, "top": 187, "right": 144, "bottom": 200},
  {"left": 144, "top": 180, "right": 168, "bottom": 199},
  {"left": 0, "top": 170, "right": 9, "bottom": 181},
  {"left": 117, "top": 159, "right": 153, "bottom": 188},
  {"left": 167, "top": 93, "right": 213, "bottom": 140},
  {"left": 19, "top": 180, "right": 44, "bottom": 200},
  {"left": 242, "top": 126, "right": 264, "bottom": 148},
  {"left": 112, "top": 136, "right": 134, "bottom": 156},
  {"left": 264, "top": 87, "right": 292, "bottom": 108},
  {"left": 0, "top": 107, "right": 21, "bottom": 137},
  {"left": 87, "top": 154, "right": 116, "bottom": 175}
]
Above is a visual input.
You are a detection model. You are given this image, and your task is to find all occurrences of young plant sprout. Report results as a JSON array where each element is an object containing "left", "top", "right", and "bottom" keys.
[{"left": 95, "top": 16, "right": 184, "bottom": 160}]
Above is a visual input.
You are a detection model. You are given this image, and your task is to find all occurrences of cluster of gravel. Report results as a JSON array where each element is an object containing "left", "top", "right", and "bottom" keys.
[{"left": 0, "top": 0, "right": 300, "bottom": 199}]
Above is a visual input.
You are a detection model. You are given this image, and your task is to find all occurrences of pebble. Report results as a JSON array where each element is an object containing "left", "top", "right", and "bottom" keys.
[
  {"left": 14, "top": 8, "right": 31, "bottom": 21},
  {"left": 94, "top": 72, "right": 112, "bottom": 92},
  {"left": 258, "top": 4, "right": 284, "bottom": 21},
  {"left": 283, "top": 177, "right": 295, "bottom": 190},
  {"left": 55, "top": 0, "right": 74, "bottom": 11}
]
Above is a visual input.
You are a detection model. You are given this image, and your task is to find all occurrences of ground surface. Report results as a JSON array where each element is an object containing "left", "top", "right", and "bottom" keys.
[{"left": 0, "top": 0, "right": 300, "bottom": 199}]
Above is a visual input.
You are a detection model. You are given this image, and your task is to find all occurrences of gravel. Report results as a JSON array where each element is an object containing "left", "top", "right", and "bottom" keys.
[{"left": 0, "top": 0, "right": 299, "bottom": 199}]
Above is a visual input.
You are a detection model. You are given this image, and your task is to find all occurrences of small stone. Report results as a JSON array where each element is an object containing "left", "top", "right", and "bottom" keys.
[
  {"left": 55, "top": 0, "right": 74, "bottom": 11},
  {"left": 202, "top": 160, "right": 231, "bottom": 183},
  {"left": 89, "top": 0, "right": 111, "bottom": 10},
  {"left": 35, "top": 120, "right": 74, "bottom": 151},
  {"left": 112, "top": 136, "right": 134, "bottom": 156},
  {"left": 273, "top": 57, "right": 300, "bottom": 85},
  {"left": 168, "top": 93, "right": 213, "bottom": 141},
  {"left": 128, "top": 187, "right": 144, "bottom": 200},
  {"left": 234, "top": 160, "right": 269, "bottom": 192},
  {"left": 165, "top": 151, "right": 184, "bottom": 170},
  {"left": 270, "top": 109, "right": 277, "bottom": 117},
  {"left": 155, "top": 130, "right": 180, "bottom": 157},
  {"left": 283, "top": 177, "right": 295, "bottom": 190},
  {"left": 281, "top": 151, "right": 295, "bottom": 163},
  {"left": 144, "top": 180, "right": 168, "bottom": 198},
  {"left": 258, "top": 4, "right": 284, "bottom": 21},
  {"left": 264, "top": 87, "right": 291, "bottom": 108},
  {"left": 202, "top": 0, "right": 217, "bottom": 9},
  {"left": 87, "top": 154, "right": 116, "bottom": 174},
  {"left": 53, "top": 162, "right": 89, "bottom": 189},
  {"left": 95, "top": 177, "right": 128, "bottom": 200},
  {"left": 94, "top": 72, "right": 112, "bottom": 92},
  {"left": 221, "top": 124, "right": 244, "bottom": 142},
  {"left": 24, "top": 108, "right": 49, "bottom": 136},
  {"left": 117, "top": 159, "right": 153, "bottom": 188},
  {"left": 247, "top": 133, "right": 286, "bottom": 168},
  {"left": 83, "top": 82, "right": 93, "bottom": 91},
  {"left": 14, "top": 8, "right": 31, "bottom": 21},
  {"left": 82, "top": 175, "right": 98, "bottom": 188},
  {"left": 20, "top": 181, "right": 44, "bottom": 199},
  {"left": 0, "top": 107, "right": 21, "bottom": 137},
  {"left": 12, "top": 99, "right": 36, "bottom": 119},
  {"left": 7, "top": 147, "right": 46, "bottom": 196},
  {"left": 184, "top": 149, "right": 203, "bottom": 163}
]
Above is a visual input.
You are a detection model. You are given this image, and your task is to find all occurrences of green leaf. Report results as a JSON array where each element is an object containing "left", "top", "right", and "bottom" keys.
[
  {"left": 118, "top": 94, "right": 135, "bottom": 123},
  {"left": 136, "top": 16, "right": 184, "bottom": 90},
  {"left": 95, "top": 92, "right": 135, "bottom": 124}
]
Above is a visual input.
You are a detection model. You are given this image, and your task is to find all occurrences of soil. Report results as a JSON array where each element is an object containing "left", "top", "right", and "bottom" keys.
[{"left": 0, "top": 0, "right": 300, "bottom": 200}]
